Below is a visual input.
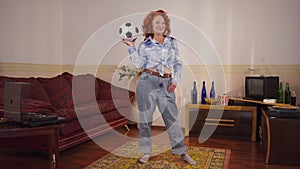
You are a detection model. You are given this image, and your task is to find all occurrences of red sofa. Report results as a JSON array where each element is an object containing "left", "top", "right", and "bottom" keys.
[{"left": 0, "top": 72, "right": 134, "bottom": 152}]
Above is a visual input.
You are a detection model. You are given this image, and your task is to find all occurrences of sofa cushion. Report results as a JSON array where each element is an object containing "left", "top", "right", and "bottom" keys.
[
  {"left": 97, "top": 78, "right": 135, "bottom": 101},
  {"left": 59, "top": 99, "right": 128, "bottom": 122},
  {"left": 61, "top": 72, "right": 73, "bottom": 84},
  {"left": 74, "top": 100, "right": 124, "bottom": 119},
  {"left": 59, "top": 108, "right": 128, "bottom": 136},
  {"left": 38, "top": 75, "right": 73, "bottom": 110},
  {"left": 97, "top": 78, "right": 113, "bottom": 100},
  {"left": 66, "top": 73, "right": 99, "bottom": 105},
  {"left": 73, "top": 100, "right": 111, "bottom": 119}
]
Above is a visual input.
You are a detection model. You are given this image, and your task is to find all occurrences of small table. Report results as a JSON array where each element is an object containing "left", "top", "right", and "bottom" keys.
[
  {"left": 185, "top": 104, "right": 257, "bottom": 141},
  {"left": 0, "top": 123, "right": 62, "bottom": 169}
]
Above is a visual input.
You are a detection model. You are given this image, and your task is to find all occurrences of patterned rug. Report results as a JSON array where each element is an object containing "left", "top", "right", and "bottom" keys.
[{"left": 85, "top": 142, "right": 231, "bottom": 169}]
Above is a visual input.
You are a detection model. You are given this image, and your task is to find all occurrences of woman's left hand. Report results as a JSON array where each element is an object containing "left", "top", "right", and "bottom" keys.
[
  {"left": 167, "top": 82, "right": 177, "bottom": 93},
  {"left": 122, "top": 38, "right": 136, "bottom": 46}
]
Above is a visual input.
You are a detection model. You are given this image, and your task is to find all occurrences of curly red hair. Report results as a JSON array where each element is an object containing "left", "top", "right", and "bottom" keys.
[{"left": 142, "top": 9, "right": 171, "bottom": 38}]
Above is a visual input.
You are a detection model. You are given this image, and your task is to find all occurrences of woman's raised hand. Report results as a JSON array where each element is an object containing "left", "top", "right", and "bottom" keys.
[{"left": 122, "top": 38, "right": 136, "bottom": 47}]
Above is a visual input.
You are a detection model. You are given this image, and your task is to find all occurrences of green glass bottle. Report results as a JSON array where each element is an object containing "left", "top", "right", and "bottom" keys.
[
  {"left": 277, "top": 82, "right": 283, "bottom": 103},
  {"left": 284, "top": 82, "right": 291, "bottom": 104}
]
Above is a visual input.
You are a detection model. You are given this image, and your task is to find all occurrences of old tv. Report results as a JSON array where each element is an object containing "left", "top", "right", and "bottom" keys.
[{"left": 245, "top": 76, "right": 279, "bottom": 101}]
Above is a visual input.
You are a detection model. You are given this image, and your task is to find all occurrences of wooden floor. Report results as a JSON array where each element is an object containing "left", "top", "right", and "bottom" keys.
[{"left": 1, "top": 125, "right": 300, "bottom": 169}]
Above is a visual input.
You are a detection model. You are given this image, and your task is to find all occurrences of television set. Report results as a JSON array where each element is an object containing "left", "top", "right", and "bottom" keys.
[{"left": 245, "top": 76, "right": 279, "bottom": 101}]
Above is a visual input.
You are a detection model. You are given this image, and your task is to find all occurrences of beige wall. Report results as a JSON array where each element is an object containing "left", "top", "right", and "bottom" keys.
[
  {"left": 1, "top": 0, "right": 300, "bottom": 65},
  {"left": 0, "top": 0, "right": 63, "bottom": 64}
]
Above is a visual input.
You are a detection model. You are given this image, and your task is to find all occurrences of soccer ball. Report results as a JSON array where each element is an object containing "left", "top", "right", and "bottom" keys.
[{"left": 119, "top": 22, "right": 140, "bottom": 41}]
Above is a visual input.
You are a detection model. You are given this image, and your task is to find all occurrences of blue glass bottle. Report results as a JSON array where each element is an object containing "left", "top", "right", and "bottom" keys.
[
  {"left": 192, "top": 81, "right": 198, "bottom": 104},
  {"left": 210, "top": 81, "right": 215, "bottom": 99},
  {"left": 201, "top": 81, "right": 207, "bottom": 104}
]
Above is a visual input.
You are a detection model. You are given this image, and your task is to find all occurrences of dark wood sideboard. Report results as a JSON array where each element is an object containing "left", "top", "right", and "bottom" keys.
[
  {"left": 260, "top": 107, "right": 300, "bottom": 165},
  {"left": 185, "top": 104, "right": 257, "bottom": 141}
]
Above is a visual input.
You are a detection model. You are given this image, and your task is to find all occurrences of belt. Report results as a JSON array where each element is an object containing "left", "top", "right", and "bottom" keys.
[{"left": 143, "top": 69, "right": 172, "bottom": 78}]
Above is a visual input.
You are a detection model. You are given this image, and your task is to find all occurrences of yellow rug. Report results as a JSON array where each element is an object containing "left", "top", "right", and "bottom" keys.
[{"left": 85, "top": 142, "right": 231, "bottom": 169}]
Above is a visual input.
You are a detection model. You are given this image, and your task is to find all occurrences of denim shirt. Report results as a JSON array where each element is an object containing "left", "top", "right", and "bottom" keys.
[{"left": 128, "top": 36, "right": 183, "bottom": 84}]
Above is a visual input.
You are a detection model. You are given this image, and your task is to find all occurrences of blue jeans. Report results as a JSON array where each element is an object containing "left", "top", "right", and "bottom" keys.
[{"left": 136, "top": 72, "right": 187, "bottom": 155}]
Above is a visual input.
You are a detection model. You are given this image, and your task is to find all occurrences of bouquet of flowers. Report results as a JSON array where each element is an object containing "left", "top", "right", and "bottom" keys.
[{"left": 116, "top": 65, "right": 142, "bottom": 81}]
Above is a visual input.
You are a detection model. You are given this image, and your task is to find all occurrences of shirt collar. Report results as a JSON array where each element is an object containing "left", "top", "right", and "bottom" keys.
[{"left": 144, "top": 36, "right": 171, "bottom": 46}]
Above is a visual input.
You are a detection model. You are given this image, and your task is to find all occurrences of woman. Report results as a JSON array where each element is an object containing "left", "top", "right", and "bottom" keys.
[{"left": 122, "top": 9, "right": 196, "bottom": 165}]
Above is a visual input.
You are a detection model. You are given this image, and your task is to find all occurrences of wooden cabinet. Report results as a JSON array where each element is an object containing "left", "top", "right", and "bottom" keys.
[
  {"left": 185, "top": 104, "right": 257, "bottom": 141},
  {"left": 260, "top": 108, "right": 300, "bottom": 165}
]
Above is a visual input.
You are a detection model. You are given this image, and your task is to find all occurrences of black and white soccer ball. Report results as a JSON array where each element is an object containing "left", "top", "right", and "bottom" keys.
[{"left": 119, "top": 22, "right": 140, "bottom": 41}]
